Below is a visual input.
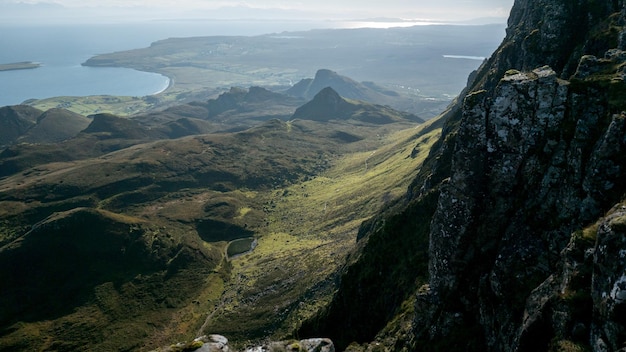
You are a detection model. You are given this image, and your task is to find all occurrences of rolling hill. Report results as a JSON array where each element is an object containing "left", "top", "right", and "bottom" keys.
[
  {"left": 0, "top": 88, "right": 431, "bottom": 351},
  {"left": 0, "top": 106, "right": 90, "bottom": 147},
  {"left": 0, "top": 105, "right": 41, "bottom": 147}
]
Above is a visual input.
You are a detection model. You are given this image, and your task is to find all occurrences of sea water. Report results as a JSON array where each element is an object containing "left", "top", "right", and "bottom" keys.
[{"left": 0, "top": 20, "right": 329, "bottom": 107}]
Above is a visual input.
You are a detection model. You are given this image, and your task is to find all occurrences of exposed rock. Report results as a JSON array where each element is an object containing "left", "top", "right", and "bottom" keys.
[
  {"left": 152, "top": 336, "right": 334, "bottom": 352},
  {"left": 152, "top": 335, "right": 229, "bottom": 352},
  {"left": 300, "top": 1, "right": 626, "bottom": 351},
  {"left": 422, "top": 44, "right": 626, "bottom": 348},
  {"left": 413, "top": 1, "right": 626, "bottom": 349},
  {"left": 194, "top": 335, "right": 230, "bottom": 352},
  {"left": 298, "top": 338, "right": 335, "bottom": 352},
  {"left": 591, "top": 206, "right": 626, "bottom": 351},
  {"left": 244, "top": 338, "right": 334, "bottom": 352},
  {"left": 516, "top": 222, "right": 596, "bottom": 350}
]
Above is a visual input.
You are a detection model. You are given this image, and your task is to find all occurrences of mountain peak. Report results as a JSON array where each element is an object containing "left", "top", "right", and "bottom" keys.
[
  {"left": 313, "top": 86, "right": 343, "bottom": 106},
  {"left": 288, "top": 69, "right": 371, "bottom": 101},
  {"left": 314, "top": 69, "right": 342, "bottom": 81},
  {"left": 292, "top": 87, "right": 423, "bottom": 124},
  {"left": 291, "top": 87, "right": 351, "bottom": 121}
]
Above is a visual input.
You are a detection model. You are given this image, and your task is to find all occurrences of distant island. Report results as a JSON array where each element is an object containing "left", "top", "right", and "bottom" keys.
[{"left": 0, "top": 61, "right": 40, "bottom": 72}]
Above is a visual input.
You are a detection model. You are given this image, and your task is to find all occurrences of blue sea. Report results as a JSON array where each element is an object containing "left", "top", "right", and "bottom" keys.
[{"left": 0, "top": 20, "right": 331, "bottom": 107}]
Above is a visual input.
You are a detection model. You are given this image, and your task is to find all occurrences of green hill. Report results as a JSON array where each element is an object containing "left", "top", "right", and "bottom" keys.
[
  {"left": 0, "top": 90, "right": 434, "bottom": 350},
  {"left": 0, "top": 105, "right": 41, "bottom": 147},
  {"left": 0, "top": 207, "right": 221, "bottom": 351},
  {"left": 0, "top": 106, "right": 90, "bottom": 147},
  {"left": 18, "top": 108, "right": 91, "bottom": 143}
]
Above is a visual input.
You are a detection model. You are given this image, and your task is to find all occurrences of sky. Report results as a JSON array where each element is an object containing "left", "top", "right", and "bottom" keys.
[{"left": 0, "top": 0, "right": 515, "bottom": 23}]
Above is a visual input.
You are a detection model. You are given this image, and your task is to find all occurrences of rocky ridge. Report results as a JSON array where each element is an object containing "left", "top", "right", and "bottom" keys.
[
  {"left": 415, "top": 2, "right": 626, "bottom": 349},
  {"left": 421, "top": 50, "right": 626, "bottom": 350},
  {"left": 300, "top": 0, "right": 626, "bottom": 351}
]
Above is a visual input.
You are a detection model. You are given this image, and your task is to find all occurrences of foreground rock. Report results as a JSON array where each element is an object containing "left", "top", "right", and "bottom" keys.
[{"left": 152, "top": 335, "right": 334, "bottom": 352}]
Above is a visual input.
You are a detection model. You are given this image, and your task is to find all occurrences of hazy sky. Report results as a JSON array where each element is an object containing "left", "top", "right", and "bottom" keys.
[{"left": 0, "top": 0, "right": 515, "bottom": 23}]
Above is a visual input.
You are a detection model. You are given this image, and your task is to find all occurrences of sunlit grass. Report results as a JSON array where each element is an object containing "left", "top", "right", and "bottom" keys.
[
  {"left": 0, "top": 104, "right": 442, "bottom": 349},
  {"left": 235, "top": 207, "right": 253, "bottom": 220},
  {"left": 200, "top": 122, "right": 441, "bottom": 341},
  {"left": 266, "top": 126, "right": 440, "bottom": 238}
]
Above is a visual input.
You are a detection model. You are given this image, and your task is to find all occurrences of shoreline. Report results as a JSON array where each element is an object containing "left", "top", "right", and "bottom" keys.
[
  {"left": 0, "top": 61, "right": 41, "bottom": 72},
  {"left": 151, "top": 74, "right": 173, "bottom": 95},
  {"left": 82, "top": 59, "right": 173, "bottom": 96}
]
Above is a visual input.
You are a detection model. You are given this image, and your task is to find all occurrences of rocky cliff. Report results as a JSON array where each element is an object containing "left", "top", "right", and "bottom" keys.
[{"left": 301, "top": 1, "right": 626, "bottom": 351}]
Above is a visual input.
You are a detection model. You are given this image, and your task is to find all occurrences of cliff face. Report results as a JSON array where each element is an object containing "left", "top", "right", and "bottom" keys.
[
  {"left": 422, "top": 55, "right": 626, "bottom": 351},
  {"left": 418, "top": 1, "right": 626, "bottom": 350},
  {"left": 301, "top": 1, "right": 626, "bottom": 351}
]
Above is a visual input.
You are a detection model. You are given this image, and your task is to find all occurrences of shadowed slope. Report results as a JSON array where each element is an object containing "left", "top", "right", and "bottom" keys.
[
  {"left": 0, "top": 105, "right": 41, "bottom": 147},
  {"left": 18, "top": 108, "right": 91, "bottom": 143}
]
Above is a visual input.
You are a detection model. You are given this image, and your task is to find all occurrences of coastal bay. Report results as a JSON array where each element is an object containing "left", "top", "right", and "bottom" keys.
[
  {"left": 1, "top": 22, "right": 505, "bottom": 116},
  {"left": 0, "top": 21, "right": 327, "bottom": 112},
  {"left": 82, "top": 24, "right": 506, "bottom": 117}
]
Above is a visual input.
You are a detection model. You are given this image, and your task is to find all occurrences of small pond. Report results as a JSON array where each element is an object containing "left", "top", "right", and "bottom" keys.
[{"left": 227, "top": 237, "right": 257, "bottom": 259}]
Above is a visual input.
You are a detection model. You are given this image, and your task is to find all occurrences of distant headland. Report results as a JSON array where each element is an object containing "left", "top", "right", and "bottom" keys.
[{"left": 0, "top": 61, "right": 40, "bottom": 72}]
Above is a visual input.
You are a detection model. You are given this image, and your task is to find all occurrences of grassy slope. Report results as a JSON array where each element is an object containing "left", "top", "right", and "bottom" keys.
[
  {"left": 0, "top": 207, "right": 224, "bottom": 352},
  {"left": 201, "top": 122, "right": 441, "bottom": 346},
  {"left": 0, "top": 110, "right": 439, "bottom": 350}
]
